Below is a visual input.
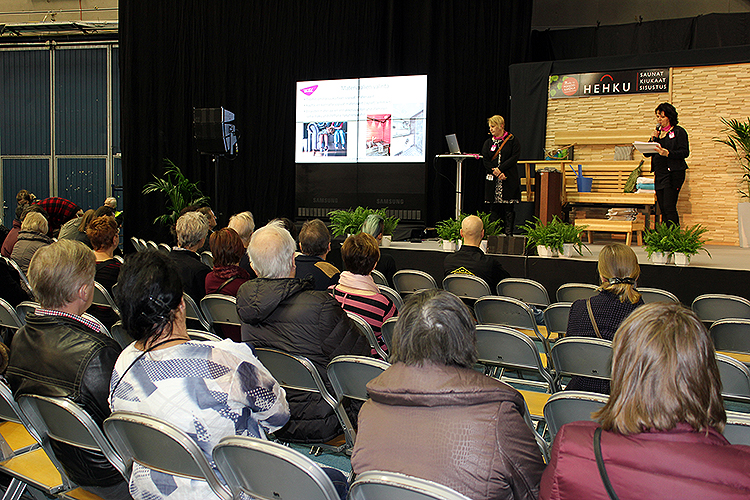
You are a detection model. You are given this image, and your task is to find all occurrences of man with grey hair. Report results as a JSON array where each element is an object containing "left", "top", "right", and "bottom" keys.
[
  {"left": 228, "top": 210, "right": 257, "bottom": 277},
  {"left": 6, "top": 240, "right": 128, "bottom": 499},
  {"left": 169, "top": 211, "right": 210, "bottom": 302},
  {"left": 237, "top": 221, "right": 370, "bottom": 444}
]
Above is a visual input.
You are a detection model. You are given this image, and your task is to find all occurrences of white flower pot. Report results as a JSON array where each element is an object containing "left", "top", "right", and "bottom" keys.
[
  {"left": 537, "top": 245, "right": 558, "bottom": 257},
  {"left": 674, "top": 252, "right": 691, "bottom": 267},
  {"left": 650, "top": 252, "right": 673, "bottom": 265},
  {"left": 441, "top": 240, "right": 457, "bottom": 252},
  {"left": 562, "top": 243, "right": 576, "bottom": 257},
  {"left": 739, "top": 202, "right": 750, "bottom": 248},
  {"left": 480, "top": 240, "right": 488, "bottom": 253},
  {"left": 381, "top": 235, "right": 392, "bottom": 247}
]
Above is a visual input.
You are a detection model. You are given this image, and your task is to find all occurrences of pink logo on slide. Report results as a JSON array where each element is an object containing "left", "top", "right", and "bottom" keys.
[{"left": 300, "top": 85, "right": 318, "bottom": 96}]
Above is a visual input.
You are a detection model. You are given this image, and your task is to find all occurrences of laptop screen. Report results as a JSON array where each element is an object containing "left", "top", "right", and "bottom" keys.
[{"left": 445, "top": 134, "right": 461, "bottom": 154}]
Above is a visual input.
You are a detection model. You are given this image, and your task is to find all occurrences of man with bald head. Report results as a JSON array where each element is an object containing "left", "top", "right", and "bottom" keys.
[{"left": 443, "top": 215, "right": 510, "bottom": 290}]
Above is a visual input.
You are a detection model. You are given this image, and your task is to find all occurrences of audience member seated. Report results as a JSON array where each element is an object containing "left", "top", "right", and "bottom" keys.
[
  {"left": 110, "top": 250, "right": 289, "bottom": 500},
  {"left": 565, "top": 243, "right": 643, "bottom": 394},
  {"left": 198, "top": 206, "right": 217, "bottom": 252},
  {"left": 443, "top": 214, "right": 510, "bottom": 290},
  {"left": 0, "top": 257, "right": 30, "bottom": 314},
  {"left": 541, "top": 302, "right": 750, "bottom": 499},
  {"left": 330, "top": 233, "right": 396, "bottom": 359},
  {"left": 352, "top": 289, "right": 545, "bottom": 500},
  {"left": 237, "top": 221, "right": 370, "bottom": 444},
  {"left": 204, "top": 227, "right": 253, "bottom": 342},
  {"left": 360, "top": 214, "right": 397, "bottom": 286},
  {"left": 169, "top": 211, "right": 210, "bottom": 303},
  {"left": 295, "top": 219, "right": 340, "bottom": 290},
  {"left": 104, "top": 196, "right": 123, "bottom": 225},
  {"left": 33, "top": 196, "right": 81, "bottom": 236},
  {"left": 86, "top": 215, "right": 122, "bottom": 329},
  {"left": 6, "top": 240, "right": 127, "bottom": 500},
  {"left": 11, "top": 212, "right": 53, "bottom": 274},
  {"left": 63, "top": 209, "right": 98, "bottom": 248},
  {"left": 58, "top": 209, "right": 86, "bottom": 241},
  {"left": 2, "top": 204, "right": 47, "bottom": 258},
  {"left": 228, "top": 211, "right": 257, "bottom": 278}
]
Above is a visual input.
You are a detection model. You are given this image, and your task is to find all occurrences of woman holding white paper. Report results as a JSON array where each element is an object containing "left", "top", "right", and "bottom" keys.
[{"left": 644, "top": 102, "right": 689, "bottom": 227}]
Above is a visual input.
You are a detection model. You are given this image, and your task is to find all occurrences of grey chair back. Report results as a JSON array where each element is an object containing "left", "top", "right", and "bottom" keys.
[
  {"left": 187, "top": 329, "right": 223, "bottom": 342},
  {"left": 145, "top": 240, "right": 159, "bottom": 252},
  {"left": 254, "top": 348, "right": 353, "bottom": 451},
  {"left": 114, "top": 254, "right": 125, "bottom": 264},
  {"left": 349, "top": 470, "right": 472, "bottom": 500},
  {"left": 692, "top": 294, "right": 750, "bottom": 326},
  {"left": 717, "top": 353, "right": 750, "bottom": 403},
  {"left": 92, "top": 281, "right": 120, "bottom": 316},
  {"left": 110, "top": 321, "right": 135, "bottom": 349},
  {"left": 474, "top": 296, "right": 549, "bottom": 356},
  {"left": 543, "top": 391, "right": 608, "bottom": 442},
  {"left": 549, "top": 337, "right": 613, "bottom": 391},
  {"left": 497, "top": 278, "right": 550, "bottom": 308},
  {"left": 18, "top": 395, "right": 129, "bottom": 480},
  {"left": 157, "top": 243, "right": 172, "bottom": 254},
  {"left": 81, "top": 311, "right": 112, "bottom": 338},
  {"left": 556, "top": 283, "right": 598, "bottom": 303},
  {"left": 347, "top": 312, "right": 388, "bottom": 361},
  {"left": 371, "top": 270, "right": 388, "bottom": 286},
  {"left": 380, "top": 317, "right": 397, "bottom": 353},
  {"left": 0, "top": 298, "right": 24, "bottom": 330},
  {"left": 103, "top": 411, "right": 232, "bottom": 500},
  {"left": 213, "top": 436, "right": 341, "bottom": 500},
  {"left": 711, "top": 319, "right": 750, "bottom": 354},
  {"left": 200, "top": 294, "right": 242, "bottom": 331},
  {"left": 392, "top": 270, "right": 438, "bottom": 296},
  {"left": 183, "top": 292, "right": 211, "bottom": 331},
  {"left": 15, "top": 300, "right": 40, "bottom": 325},
  {"left": 442, "top": 274, "right": 492, "bottom": 301},
  {"left": 4, "top": 257, "right": 33, "bottom": 294},
  {"left": 475, "top": 324, "right": 554, "bottom": 391},
  {"left": 724, "top": 411, "right": 750, "bottom": 446},
  {"left": 638, "top": 287, "right": 679, "bottom": 304},
  {"left": 200, "top": 251, "right": 214, "bottom": 268},
  {"left": 543, "top": 302, "right": 572, "bottom": 337},
  {"left": 130, "top": 236, "right": 144, "bottom": 252},
  {"left": 377, "top": 285, "right": 403, "bottom": 310}
]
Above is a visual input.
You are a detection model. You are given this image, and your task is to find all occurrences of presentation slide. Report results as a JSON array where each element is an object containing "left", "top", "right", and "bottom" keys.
[{"left": 296, "top": 75, "right": 427, "bottom": 163}]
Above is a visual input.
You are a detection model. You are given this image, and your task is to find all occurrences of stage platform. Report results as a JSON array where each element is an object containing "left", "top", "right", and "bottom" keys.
[{"left": 342, "top": 240, "right": 750, "bottom": 306}]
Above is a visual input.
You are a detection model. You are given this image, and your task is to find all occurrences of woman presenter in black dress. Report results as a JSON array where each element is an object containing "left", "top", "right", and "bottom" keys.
[
  {"left": 482, "top": 115, "right": 521, "bottom": 236},
  {"left": 645, "top": 102, "right": 689, "bottom": 226}
]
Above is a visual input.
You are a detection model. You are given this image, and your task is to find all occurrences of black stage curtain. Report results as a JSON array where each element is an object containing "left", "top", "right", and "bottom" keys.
[{"left": 119, "top": 0, "right": 532, "bottom": 245}]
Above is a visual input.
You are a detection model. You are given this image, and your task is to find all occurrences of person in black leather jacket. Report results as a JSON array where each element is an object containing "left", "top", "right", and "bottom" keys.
[
  {"left": 6, "top": 240, "right": 128, "bottom": 500},
  {"left": 237, "top": 220, "right": 370, "bottom": 444}
]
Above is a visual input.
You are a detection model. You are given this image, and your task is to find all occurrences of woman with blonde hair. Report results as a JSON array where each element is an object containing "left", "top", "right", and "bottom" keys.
[
  {"left": 564, "top": 243, "right": 643, "bottom": 394},
  {"left": 482, "top": 115, "right": 521, "bottom": 235},
  {"left": 541, "top": 303, "right": 750, "bottom": 499}
]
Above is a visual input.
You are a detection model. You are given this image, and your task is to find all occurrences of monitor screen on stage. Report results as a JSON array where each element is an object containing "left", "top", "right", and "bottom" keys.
[{"left": 295, "top": 75, "right": 427, "bottom": 163}]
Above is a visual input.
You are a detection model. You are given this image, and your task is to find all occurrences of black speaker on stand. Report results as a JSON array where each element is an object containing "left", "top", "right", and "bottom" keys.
[{"left": 193, "top": 107, "right": 238, "bottom": 218}]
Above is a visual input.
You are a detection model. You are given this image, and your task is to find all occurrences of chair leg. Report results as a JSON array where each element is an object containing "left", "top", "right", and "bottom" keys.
[
  {"left": 625, "top": 231, "right": 632, "bottom": 246},
  {"left": 637, "top": 230, "right": 643, "bottom": 246}
]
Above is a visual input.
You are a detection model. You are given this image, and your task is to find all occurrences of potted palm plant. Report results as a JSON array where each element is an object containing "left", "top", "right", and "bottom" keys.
[
  {"left": 673, "top": 224, "right": 711, "bottom": 266},
  {"left": 519, "top": 216, "right": 563, "bottom": 257},
  {"left": 716, "top": 117, "right": 750, "bottom": 247},
  {"left": 142, "top": 158, "right": 210, "bottom": 226}
]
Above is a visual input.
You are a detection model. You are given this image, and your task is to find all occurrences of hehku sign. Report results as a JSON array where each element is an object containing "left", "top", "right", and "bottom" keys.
[{"left": 549, "top": 69, "right": 668, "bottom": 98}]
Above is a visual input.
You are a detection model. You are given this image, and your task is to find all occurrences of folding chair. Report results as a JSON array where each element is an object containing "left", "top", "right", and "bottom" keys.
[
  {"left": 392, "top": 270, "right": 437, "bottom": 297},
  {"left": 110, "top": 321, "right": 135, "bottom": 349},
  {"left": 371, "top": 270, "right": 388, "bottom": 286},
  {"left": 543, "top": 302, "right": 572, "bottom": 338},
  {"left": 157, "top": 243, "right": 172, "bottom": 254},
  {"left": 201, "top": 251, "right": 214, "bottom": 268},
  {"left": 213, "top": 436, "right": 341, "bottom": 500},
  {"left": 377, "top": 285, "right": 403, "bottom": 310},
  {"left": 254, "top": 348, "right": 354, "bottom": 452},
  {"left": 380, "top": 317, "right": 397, "bottom": 353},
  {"left": 474, "top": 296, "right": 551, "bottom": 358},
  {"left": 4, "top": 257, "right": 33, "bottom": 296},
  {"left": 474, "top": 324, "right": 554, "bottom": 392},
  {"left": 638, "top": 287, "right": 679, "bottom": 304},
  {"left": 327, "top": 355, "right": 389, "bottom": 444},
  {"left": 711, "top": 318, "right": 750, "bottom": 355},
  {"left": 200, "top": 294, "right": 242, "bottom": 332},
  {"left": 349, "top": 470, "right": 472, "bottom": 500},
  {"left": 187, "top": 330, "right": 223, "bottom": 342},
  {"left": 556, "top": 283, "right": 598, "bottom": 303},
  {"left": 103, "top": 411, "right": 232, "bottom": 500},
  {"left": 717, "top": 353, "right": 750, "bottom": 404},
  {"left": 543, "top": 391, "right": 609, "bottom": 442},
  {"left": 442, "top": 274, "right": 492, "bottom": 305},
  {"left": 15, "top": 300, "right": 39, "bottom": 325},
  {"left": 497, "top": 278, "right": 550, "bottom": 309},
  {"left": 145, "top": 241, "right": 159, "bottom": 252},
  {"left": 549, "top": 337, "right": 613, "bottom": 392},
  {"left": 18, "top": 395, "right": 129, "bottom": 481},
  {"left": 130, "top": 237, "right": 144, "bottom": 252},
  {"left": 0, "top": 298, "right": 24, "bottom": 344},
  {"left": 347, "top": 312, "right": 388, "bottom": 361},
  {"left": 692, "top": 294, "right": 750, "bottom": 327},
  {"left": 92, "top": 281, "right": 120, "bottom": 317},
  {"left": 724, "top": 411, "right": 750, "bottom": 446},
  {"left": 183, "top": 292, "right": 211, "bottom": 331}
]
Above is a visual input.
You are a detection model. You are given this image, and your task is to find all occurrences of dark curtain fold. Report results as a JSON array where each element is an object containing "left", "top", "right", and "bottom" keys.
[{"left": 119, "top": 0, "right": 533, "bottom": 245}]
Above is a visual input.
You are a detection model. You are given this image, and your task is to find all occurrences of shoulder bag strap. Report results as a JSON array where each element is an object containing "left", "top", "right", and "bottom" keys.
[
  {"left": 216, "top": 276, "right": 238, "bottom": 293},
  {"left": 586, "top": 297, "right": 602, "bottom": 339},
  {"left": 594, "top": 427, "right": 621, "bottom": 500},
  {"left": 491, "top": 133, "right": 513, "bottom": 161}
]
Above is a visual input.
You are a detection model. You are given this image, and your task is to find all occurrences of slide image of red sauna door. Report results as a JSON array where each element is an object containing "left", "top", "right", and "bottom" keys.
[{"left": 366, "top": 114, "right": 391, "bottom": 156}]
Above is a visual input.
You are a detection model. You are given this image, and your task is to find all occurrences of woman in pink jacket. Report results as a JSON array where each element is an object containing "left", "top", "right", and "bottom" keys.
[{"left": 541, "top": 302, "right": 750, "bottom": 500}]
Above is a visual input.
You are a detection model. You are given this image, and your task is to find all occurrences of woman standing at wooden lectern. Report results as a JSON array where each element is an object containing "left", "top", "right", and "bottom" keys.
[
  {"left": 645, "top": 102, "right": 690, "bottom": 227},
  {"left": 482, "top": 115, "right": 521, "bottom": 236}
]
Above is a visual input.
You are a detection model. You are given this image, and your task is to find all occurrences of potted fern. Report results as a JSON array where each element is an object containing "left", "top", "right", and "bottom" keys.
[
  {"left": 643, "top": 222, "right": 680, "bottom": 264},
  {"left": 142, "top": 158, "right": 210, "bottom": 226},
  {"left": 716, "top": 117, "right": 750, "bottom": 247},
  {"left": 375, "top": 208, "right": 400, "bottom": 247},
  {"left": 519, "top": 216, "right": 564, "bottom": 257},
  {"left": 673, "top": 224, "right": 711, "bottom": 266},
  {"left": 328, "top": 206, "right": 371, "bottom": 238},
  {"left": 436, "top": 217, "right": 462, "bottom": 252},
  {"left": 555, "top": 219, "right": 589, "bottom": 257}
]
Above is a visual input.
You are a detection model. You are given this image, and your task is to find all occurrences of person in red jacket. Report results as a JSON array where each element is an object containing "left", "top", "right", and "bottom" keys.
[{"left": 541, "top": 302, "right": 750, "bottom": 500}]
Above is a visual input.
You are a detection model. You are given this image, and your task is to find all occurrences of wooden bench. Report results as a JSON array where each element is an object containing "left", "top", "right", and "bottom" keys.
[{"left": 576, "top": 218, "right": 645, "bottom": 246}]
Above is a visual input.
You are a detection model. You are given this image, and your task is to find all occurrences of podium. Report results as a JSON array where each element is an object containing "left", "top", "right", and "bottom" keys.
[{"left": 436, "top": 154, "right": 480, "bottom": 219}]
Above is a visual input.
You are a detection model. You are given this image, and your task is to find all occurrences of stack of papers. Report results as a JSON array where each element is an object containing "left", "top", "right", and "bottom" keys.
[
  {"left": 633, "top": 141, "right": 660, "bottom": 154},
  {"left": 607, "top": 208, "right": 638, "bottom": 221}
]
